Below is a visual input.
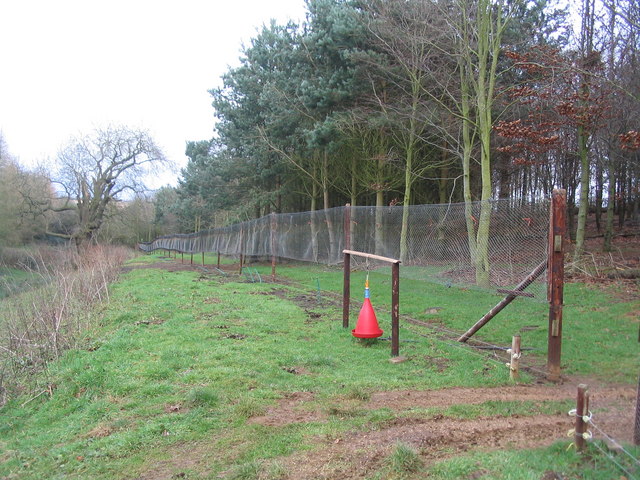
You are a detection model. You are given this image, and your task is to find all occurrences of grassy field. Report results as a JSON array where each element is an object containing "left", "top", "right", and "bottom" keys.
[{"left": 0, "top": 253, "right": 638, "bottom": 479}]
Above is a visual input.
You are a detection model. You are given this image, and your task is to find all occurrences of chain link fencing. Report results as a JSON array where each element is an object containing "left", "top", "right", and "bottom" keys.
[{"left": 140, "top": 198, "right": 550, "bottom": 299}]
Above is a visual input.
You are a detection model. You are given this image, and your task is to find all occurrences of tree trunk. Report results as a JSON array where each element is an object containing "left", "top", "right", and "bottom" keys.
[
  {"left": 310, "top": 179, "right": 319, "bottom": 262},
  {"left": 375, "top": 189, "right": 384, "bottom": 256},
  {"left": 322, "top": 150, "right": 336, "bottom": 262},
  {"left": 400, "top": 149, "right": 412, "bottom": 264},
  {"left": 603, "top": 165, "right": 616, "bottom": 252},
  {"left": 595, "top": 162, "right": 603, "bottom": 232},
  {"left": 573, "top": 125, "right": 590, "bottom": 262},
  {"left": 461, "top": 67, "right": 478, "bottom": 274},
  {"left": 399, "top": 94, "right": 420, "bottom": 264},
  {"left": 437, "top": 163, "right": 449, "bottom": 259}
]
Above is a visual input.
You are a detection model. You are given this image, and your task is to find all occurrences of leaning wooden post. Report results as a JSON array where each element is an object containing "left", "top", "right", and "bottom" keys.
[
  {"left": 343, "top": 205, "right": 352, "bottom": 328},
  {"left": 508, "top": 335, "right": 521, "bottom": 381},
  {"left": 458, "top": 260, "right": 547, "bottom": 342},
  {"left": 270, "top": 212, "right": 277, "bottom": 282},
  {"left": 391, "top": 261, "right": 400, "bottom": 357},
  {"left": 548, "top": 189, "right": 566, "bottom": 381},
  {"left": 575, "top": 384, "right": 590, "bottom": 452}
]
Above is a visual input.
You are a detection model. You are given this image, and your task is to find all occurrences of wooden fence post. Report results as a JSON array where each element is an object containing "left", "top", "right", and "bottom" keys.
[
  {"left": 271, "top": 212, "right": 277, "bottom": 282},
  {"left": 343, "top": 205, "right": 351, "bottom": 329},
  {"left": 343, "top": 252, "right": 351, "bottom": 328},
  {"left": 575, "top": 384, "right": 590, "bottom": 452},
  {"left": 239, "top": 226, "right": 244, "bottom": 276},
  {"left": 509, "top": 335, "right": 521, "bottom": 381},
  {"left": 548, "top": 189, "right": 566, "bottom": 381},
  {"left": 391, "top": 261, "right": 400, "bottom": 357}
]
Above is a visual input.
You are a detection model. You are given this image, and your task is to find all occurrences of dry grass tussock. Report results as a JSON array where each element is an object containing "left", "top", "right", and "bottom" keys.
[{"left": 0, "top": 244, "right": 134, "bottom": 406}]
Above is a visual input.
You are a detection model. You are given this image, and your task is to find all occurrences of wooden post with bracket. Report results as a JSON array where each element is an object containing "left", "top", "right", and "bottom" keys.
[{"left": 547, "top": 189, "right": 566, "bottom": 381}]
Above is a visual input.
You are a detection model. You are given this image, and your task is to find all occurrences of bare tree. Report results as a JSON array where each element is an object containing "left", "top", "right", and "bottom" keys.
[{"left": 54, "top": 125, "right": 169, "bottom": 247}]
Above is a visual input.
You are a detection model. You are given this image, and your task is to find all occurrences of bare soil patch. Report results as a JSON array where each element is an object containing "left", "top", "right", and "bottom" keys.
[
  {"left": 269, "top": 384, "right": 635, "bottom": 479},
  {"left": 249, "top": 391, "right": 326, "bottom": 427}
]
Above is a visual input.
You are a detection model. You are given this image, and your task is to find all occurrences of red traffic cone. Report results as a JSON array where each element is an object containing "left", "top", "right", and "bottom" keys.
[{"left": 352, "top": 280, "right": 383, "bottom": 338}]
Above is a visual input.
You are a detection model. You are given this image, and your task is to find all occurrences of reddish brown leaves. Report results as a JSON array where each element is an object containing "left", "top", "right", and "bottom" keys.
[{"left": 619, "top": 130, "right": 640, "bottom": 151}]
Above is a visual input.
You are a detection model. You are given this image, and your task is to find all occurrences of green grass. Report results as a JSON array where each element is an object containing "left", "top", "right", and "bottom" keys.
[
  {"left": 0, "top": 253, "right": 637, "bottom": 479},
  {"left": 386, "top": 442, "right": 424, "bottom": 477},
  {"left": 0, "top": 266, "right": 37, "bottom": 299},
  {"left": 268, "top": 261, "right": 639, "bottom": 383}
]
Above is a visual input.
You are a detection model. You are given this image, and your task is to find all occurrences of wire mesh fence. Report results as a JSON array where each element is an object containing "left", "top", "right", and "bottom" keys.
[{"left": 140, "top": 198, "right": 550, "bottom": 299}]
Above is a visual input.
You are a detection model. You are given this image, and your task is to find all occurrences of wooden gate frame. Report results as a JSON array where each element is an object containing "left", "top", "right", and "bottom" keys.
[{"left": 342, "top": 249, "right": 401, "bottom": 357}]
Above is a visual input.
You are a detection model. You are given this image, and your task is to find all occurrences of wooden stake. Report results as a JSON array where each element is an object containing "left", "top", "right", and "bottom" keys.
[
  {"left": 509, "top": 335, "right": 521, "bottom": 381},
  {"left": 575, "top": 384, "right": 590, "bottom": 452}
]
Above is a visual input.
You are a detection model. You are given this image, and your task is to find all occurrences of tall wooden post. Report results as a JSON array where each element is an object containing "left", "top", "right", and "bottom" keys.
[
  {"left": 391, "top": 262, "right": 400, "bottom": 357},
  {"left": 548, "top": 189, "right": 566, "bottom": 381},
  {"left": 271, "top": 212, "right": 277, "bottom": 282},
  {"left": 343, "top": 204, "right": 352, "bottom": 328},
  {"left": 343, "top": 253, "right": 351, "bottom": 328}
]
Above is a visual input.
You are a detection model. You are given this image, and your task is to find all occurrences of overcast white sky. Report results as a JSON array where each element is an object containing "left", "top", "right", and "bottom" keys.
[{"left": 0, "top": 0, "right": 307, "bottom": 187}]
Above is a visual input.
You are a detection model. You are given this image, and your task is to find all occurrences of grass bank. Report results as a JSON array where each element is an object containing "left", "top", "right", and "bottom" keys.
[{"left": 0, "top": 253, "right": 637, "bottom": 479}]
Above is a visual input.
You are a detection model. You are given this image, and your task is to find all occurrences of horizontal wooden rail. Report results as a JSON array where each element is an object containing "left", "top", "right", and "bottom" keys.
[{"left": 342, "top": 249, "right": 401, "bottom": 264}]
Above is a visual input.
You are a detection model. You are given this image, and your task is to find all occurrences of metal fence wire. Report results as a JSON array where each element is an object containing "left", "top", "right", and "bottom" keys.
[{"left": 140, "top": 198, "right": 550, "bottom": 299}]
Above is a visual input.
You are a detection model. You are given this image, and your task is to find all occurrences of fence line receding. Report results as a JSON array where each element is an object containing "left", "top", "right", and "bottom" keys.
[{"left": 140, "top": 199, "right": 550, "bottom": 299}]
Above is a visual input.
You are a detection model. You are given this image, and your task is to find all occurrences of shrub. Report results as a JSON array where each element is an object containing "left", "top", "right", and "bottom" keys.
[{"left": 0, "top": 245, "right": 133, "bottom": 406}]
